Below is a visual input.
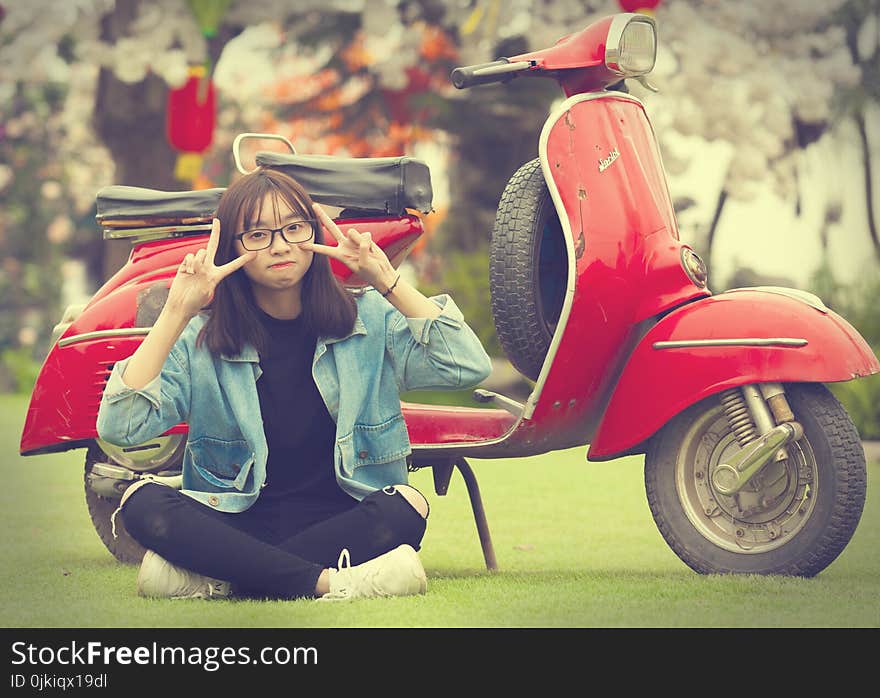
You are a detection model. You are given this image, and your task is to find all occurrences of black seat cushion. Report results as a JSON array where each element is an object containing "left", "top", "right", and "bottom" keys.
[
  {"left": 96, "top": 153, "right": 434, "bottom": 223},
  {"left": 95, "top": 186, "right": 224, "bottom": 222},
  {"left": 255, "top": 152, "right": 433, "bottom": 215}
]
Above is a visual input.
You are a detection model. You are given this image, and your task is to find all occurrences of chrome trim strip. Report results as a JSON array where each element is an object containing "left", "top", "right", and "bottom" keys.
[
  {"left": 58, "top": 327, "right": 152, "bottom": 347},
  {"left": 526, "top": 91, "right": 646, "bottom": 420},
  {"left": 653, "top": 338, "right": 808, "bottom": 349},
  {"left": 90, "top": 462, "right": 139, "bottom": 481},
  {"left": 103, "top": 223, "right": 212, "bottom": 241}
]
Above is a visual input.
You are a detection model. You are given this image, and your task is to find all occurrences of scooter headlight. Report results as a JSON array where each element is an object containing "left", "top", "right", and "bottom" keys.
[
  {"left": 605, "top": 14, "right": 657, "bottom": 76},
  {"left": 681, "top": 247, "right": 708, "bottom": 288}
]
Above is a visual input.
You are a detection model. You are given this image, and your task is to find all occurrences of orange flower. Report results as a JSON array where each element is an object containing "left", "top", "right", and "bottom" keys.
[
  {"left": 341, "top": 32, "right": 372, "bottom": 71},
  {"left": 269, "top": 81, "right": 298, "bottom": 102},
  {"left": 317, "top": 68, "right": 340, "bottom": 90},
  {"left": 193, "top": 173, "right": 215, "bottom": 190},
  {"left": 315, "top": 90, "right": 342, "bottom": 111},
  {"left": 260, "top": 114, "right": 280, "bottom": 132},
  {"left": 411, "top": 205, "right": 446, "bottom": 256},
  {"left": 387, "top": 121, "right": 413, "bottom": 142},
  {"left": 420, "top": 26, "right": 458, "bottom": 61}
]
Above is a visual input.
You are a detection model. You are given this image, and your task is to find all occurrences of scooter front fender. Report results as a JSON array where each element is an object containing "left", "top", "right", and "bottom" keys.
[{"left": 588, "top": 287, "right": 880, "bottom": 460}]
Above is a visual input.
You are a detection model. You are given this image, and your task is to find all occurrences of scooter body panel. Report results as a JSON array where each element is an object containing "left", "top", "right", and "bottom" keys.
[
  {"left": 410, "top": 93, "right": 711, "bottom": 460},
  {"left": 19, "top": 334, "right": 189, "bottom": 455},
  {"left": 504, "top": 93, "right": 708, "bottom": 452},
  {"left": 588, "top": 288, "right": 880, "bottom": 460}
]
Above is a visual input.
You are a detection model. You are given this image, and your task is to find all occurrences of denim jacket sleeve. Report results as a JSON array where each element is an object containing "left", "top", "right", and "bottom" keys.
[
  {"left": 384, "top": 292, "right": 493, "bottom": 391},
  {"left": 95, "top": 342, "right": 192, "bottom": 447}
]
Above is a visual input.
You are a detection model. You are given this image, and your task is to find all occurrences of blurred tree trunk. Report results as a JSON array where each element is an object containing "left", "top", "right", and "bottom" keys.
[
  {"left": 430, "top": 39, "right": 559, "bottom": 255},
  {"left": 838, "top": 0, "right": 880, "bottom": 260},
  {"left": 439, "top": 96, "right": 549, "bottom": 252},
  {"left": 854, "top": 110, "right": 879, "bottom": 260},
  {"left": 92, "top": 0, "right": 178, "bottom": 281},
  {"left": 703, "top": 187, "right": 728, "bottom": 286},
  {"left": 91, "top": 0, "right": 241, "bottom": 282}
]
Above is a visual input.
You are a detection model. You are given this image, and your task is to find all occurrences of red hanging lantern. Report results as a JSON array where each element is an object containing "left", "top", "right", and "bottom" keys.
[
  {"left": 618, "top": 0, "right": 662, "bottom": 12},
  {"left": 166, "top": 66, "right": 215, "bottom": 153},
  {"left": 163, "top": 2, "right": 230, "bottom": 183}
]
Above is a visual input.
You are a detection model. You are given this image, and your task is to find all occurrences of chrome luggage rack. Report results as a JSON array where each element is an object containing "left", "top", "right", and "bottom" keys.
[
  {"left": 96, "top": 185, "right": 224, "bottom": 243},
  {"left": 101, "top": 221, "right": 214, "bottom": 243}
]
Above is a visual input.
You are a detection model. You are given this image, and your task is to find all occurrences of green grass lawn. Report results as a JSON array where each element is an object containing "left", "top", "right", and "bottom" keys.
[{"left": 2, "top": 393, "right": 879, "bottom": 628}]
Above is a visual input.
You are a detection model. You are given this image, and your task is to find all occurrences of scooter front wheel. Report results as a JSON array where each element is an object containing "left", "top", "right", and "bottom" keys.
[{"left": 644, "top": 382, "right": 866, "bottom": 576}]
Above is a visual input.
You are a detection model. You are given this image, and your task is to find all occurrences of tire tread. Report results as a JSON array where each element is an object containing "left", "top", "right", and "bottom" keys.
[
  {"left": 645, "top": 383, "right": 867, "bottom": 577},
  {"left": 489, "top": 158, "right": 554, "bottom": 381}
]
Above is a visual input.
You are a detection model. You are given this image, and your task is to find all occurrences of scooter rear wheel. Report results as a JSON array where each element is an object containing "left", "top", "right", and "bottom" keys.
[
  {"left": 490, "top": 158, "right": 566, "bottom": 381},
  {"left": 644, "top": 382, "right": 866, "bottom": 576},
  {"left": 84, "top": 446, "right": 147, "bottom": 565}
]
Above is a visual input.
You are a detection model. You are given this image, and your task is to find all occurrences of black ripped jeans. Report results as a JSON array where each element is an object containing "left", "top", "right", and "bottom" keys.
[{"left": 121, "top": 483, "right": 428, "bottom": 599}]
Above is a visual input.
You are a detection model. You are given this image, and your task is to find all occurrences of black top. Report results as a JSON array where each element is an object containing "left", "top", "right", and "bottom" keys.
[{"left": 255, "top": 308, "right": 352, "bottom": 513}]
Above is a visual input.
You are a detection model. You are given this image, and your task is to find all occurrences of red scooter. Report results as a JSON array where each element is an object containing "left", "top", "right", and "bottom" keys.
[{"left": 20, "top": 13, "right": 879, "bottom": 577}]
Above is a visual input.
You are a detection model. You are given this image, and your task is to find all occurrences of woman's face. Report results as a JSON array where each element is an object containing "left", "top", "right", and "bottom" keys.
[{"left": 234, "top": 192, "right": 315, "bottom": 295}]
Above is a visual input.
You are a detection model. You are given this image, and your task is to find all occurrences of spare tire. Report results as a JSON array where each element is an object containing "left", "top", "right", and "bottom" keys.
[{"left": 489, "top": 158, "right": 567, "bottom": 382}]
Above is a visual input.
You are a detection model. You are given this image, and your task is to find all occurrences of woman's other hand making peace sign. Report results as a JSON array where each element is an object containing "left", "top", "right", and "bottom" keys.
[{"left": 299, "top": 204, "right": 399, "bottom": 295}]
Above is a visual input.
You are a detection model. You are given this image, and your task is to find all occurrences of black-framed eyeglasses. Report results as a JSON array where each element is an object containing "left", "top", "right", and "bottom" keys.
[{"left": 235, "top": 220, "right": 317, "bottom": 251}]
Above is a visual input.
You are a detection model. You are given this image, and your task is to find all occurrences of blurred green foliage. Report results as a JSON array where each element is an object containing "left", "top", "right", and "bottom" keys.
[
  {"left": 812, "top": 263, "right": 880, "bottom": 439},
  {"left": 0, "top": 82, "right": 79, "bottom": 393},
  {"left": 0, "top": 348, "right": 41, "bottom": 394},
  {"left": 419, "top": 247, "right": 503, "bottom": 359}
]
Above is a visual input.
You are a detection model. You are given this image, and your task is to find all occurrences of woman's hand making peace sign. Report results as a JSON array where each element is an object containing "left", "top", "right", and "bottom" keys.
[
  {"left": 168, "top": 218, "right": 257, "bottom": 319},
  {"left": 300, "top": 204, "right": 399, "bottom": 294}
]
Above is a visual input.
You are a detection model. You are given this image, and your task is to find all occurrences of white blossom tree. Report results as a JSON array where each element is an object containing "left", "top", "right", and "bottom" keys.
[{"left": 0, "top": 0, "right": 875, "bottom": 365}]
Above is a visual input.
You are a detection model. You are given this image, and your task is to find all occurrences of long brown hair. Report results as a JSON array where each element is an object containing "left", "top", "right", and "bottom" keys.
[{"left": 198, "top": 168, "right": 358, "bottom": 356}]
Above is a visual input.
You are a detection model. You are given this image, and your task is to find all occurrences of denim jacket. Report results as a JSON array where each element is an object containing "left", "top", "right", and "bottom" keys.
[{"left": 96, "top": 289, "right": 492, "bottom": 513}]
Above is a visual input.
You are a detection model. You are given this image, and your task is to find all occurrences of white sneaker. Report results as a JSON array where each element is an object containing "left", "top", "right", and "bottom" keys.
[
  {"left": 137, "top": 550, "right": 232, "bottom": 600},
  {"left": 319, "top": 544, "right": 428, "bottom": 601}
]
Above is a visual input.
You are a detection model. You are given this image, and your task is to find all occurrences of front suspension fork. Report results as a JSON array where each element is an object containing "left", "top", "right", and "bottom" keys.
[{"left": 712, "top": 383, "right": 803, "bottom": 496}]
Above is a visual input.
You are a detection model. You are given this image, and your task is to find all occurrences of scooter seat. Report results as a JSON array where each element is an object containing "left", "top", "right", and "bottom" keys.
[
  {"left": 96, "top": 186, "right": 225, "bottom": 226},
  {"left": 401, "top": 402, "right": 518, "bottom": 446},
  {"left": 255, "top": 152, "right": 433, "bottom": 215},
  {"left": 95, "top": 153, "right": 434, "bottom": 228}
]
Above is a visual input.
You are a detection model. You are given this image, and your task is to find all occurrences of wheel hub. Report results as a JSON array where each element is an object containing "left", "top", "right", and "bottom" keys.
[{"left": 678, "top": 408, "right": 817, "bottom": 554}]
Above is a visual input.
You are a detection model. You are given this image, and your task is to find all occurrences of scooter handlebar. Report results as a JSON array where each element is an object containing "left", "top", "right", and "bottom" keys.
[{"left": 450, "top": 59, "right": 531, "bottom": 89}]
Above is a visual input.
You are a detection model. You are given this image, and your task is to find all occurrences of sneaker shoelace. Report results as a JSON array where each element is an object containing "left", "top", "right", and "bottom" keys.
[
  {"left": 322, "top": 548, "right": 384, "bottom": 600},
  {"left": 205, "top": 580, "right": 231, "bottom": 598},
  {"left": 174, "top": 568, "right": 230, "bottom": 599},
  {"left": 322, "top": 548, "right": 354, "bottom": 600}
]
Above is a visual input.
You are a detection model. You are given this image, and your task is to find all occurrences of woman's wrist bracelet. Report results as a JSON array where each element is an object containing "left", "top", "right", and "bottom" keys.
[{"left": 380, "top": 273, "right": 401, "bottom": 297}]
